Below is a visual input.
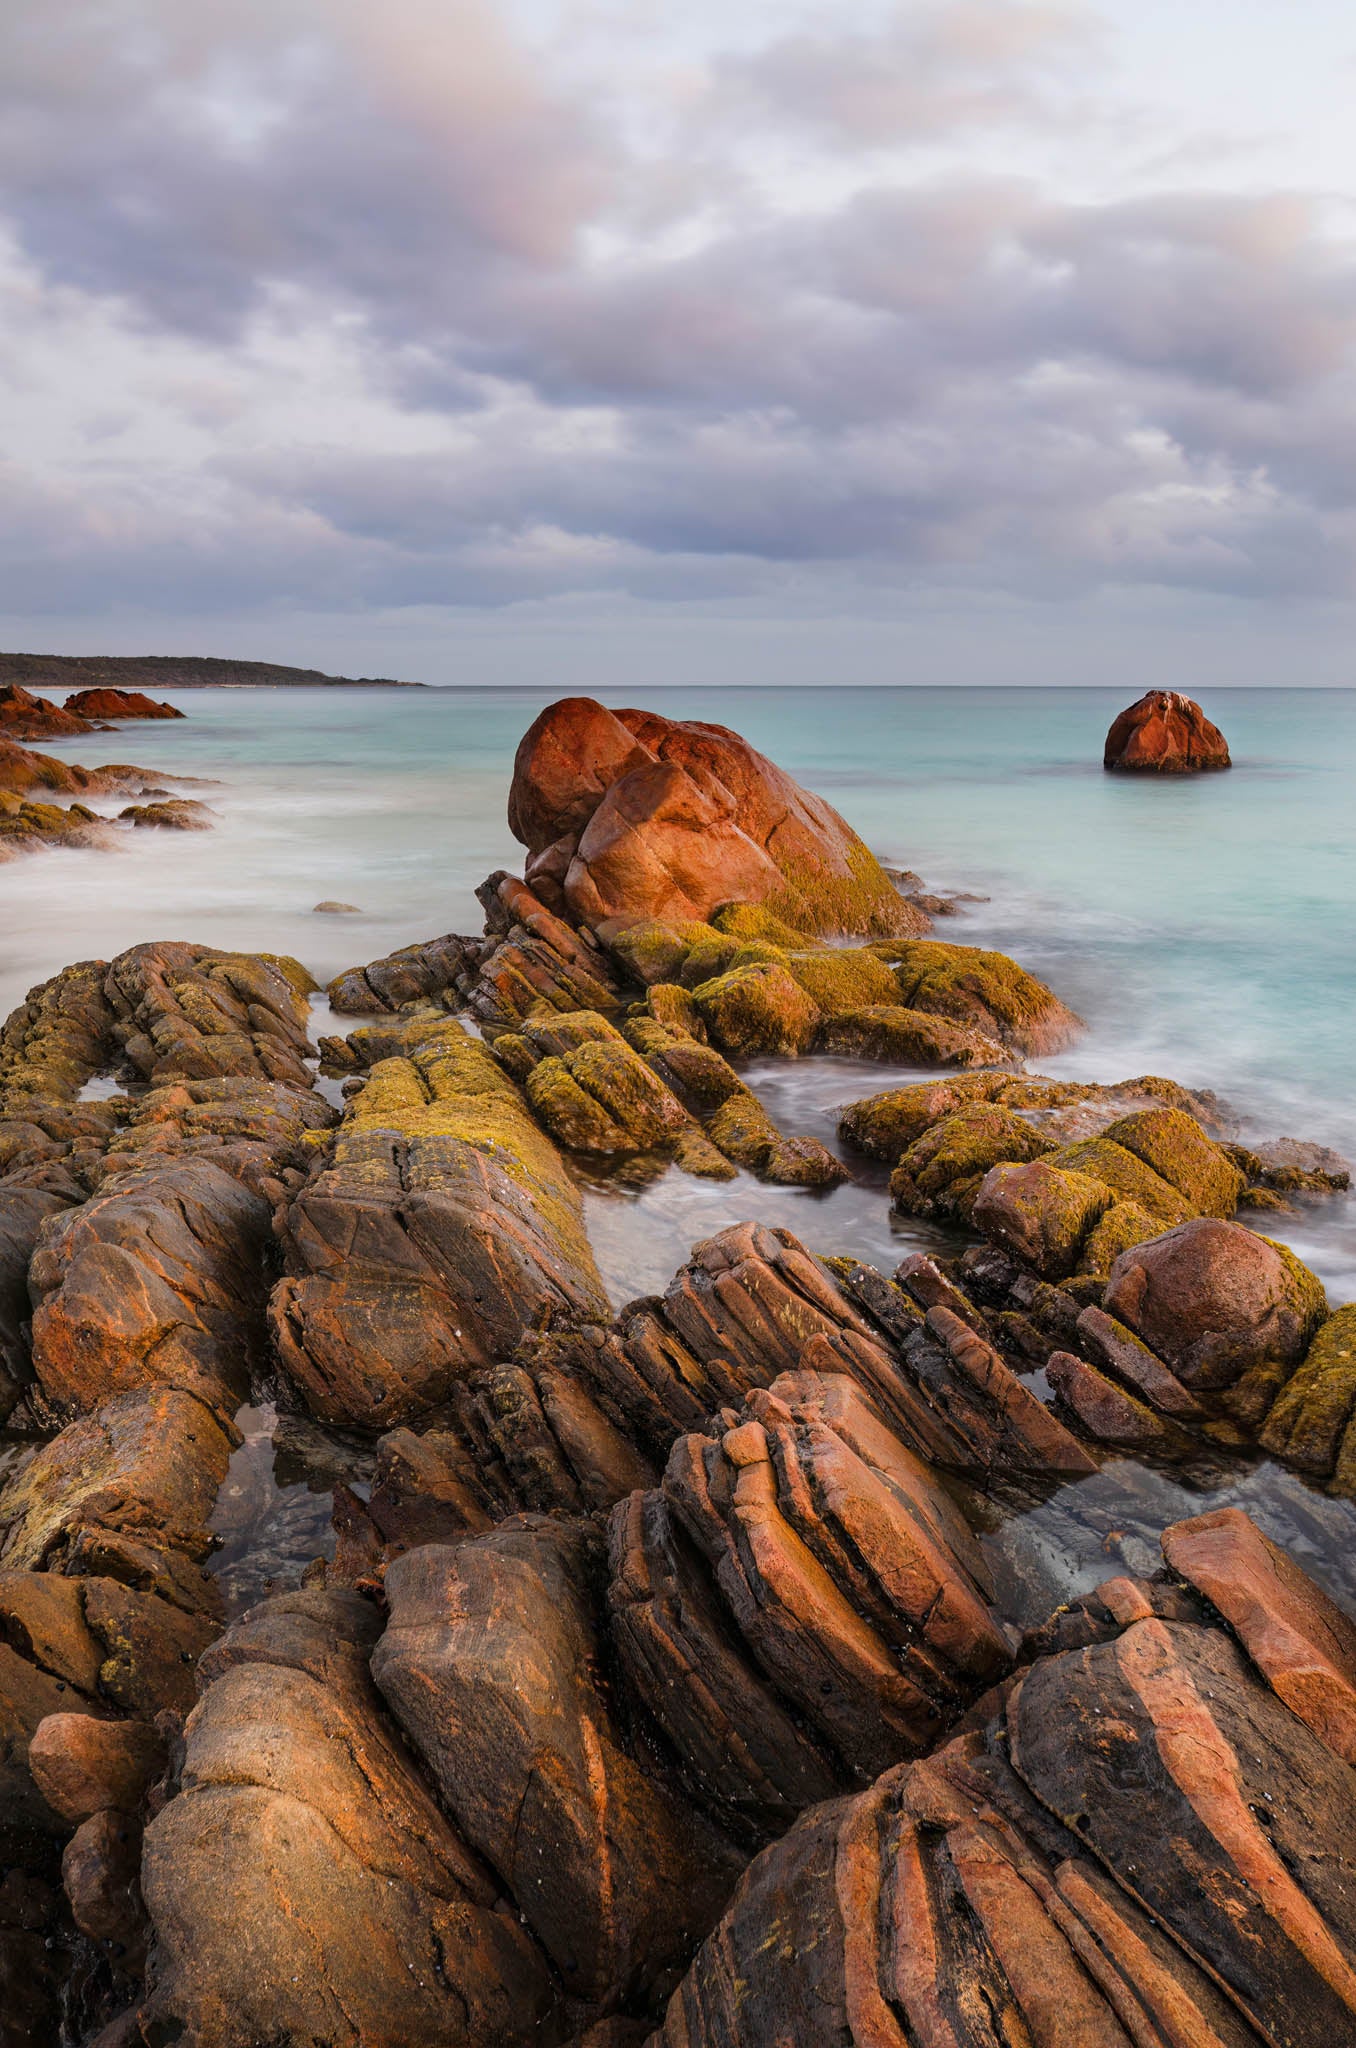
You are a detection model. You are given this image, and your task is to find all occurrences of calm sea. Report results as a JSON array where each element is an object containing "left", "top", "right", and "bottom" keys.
[{"left": 4, "top": 684, "right": 1353, "bottom": 1303}]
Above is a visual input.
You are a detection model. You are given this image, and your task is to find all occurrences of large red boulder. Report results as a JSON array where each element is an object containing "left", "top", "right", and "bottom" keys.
[
  {"left": 1103, "top": 689, "right": 1230, "bottom": 773},
  {"left": 64, "top": 688, "right": 183, "bottom": 720},
  {"left": 507, "top": 697, "right": 911, "bottom": 937}
]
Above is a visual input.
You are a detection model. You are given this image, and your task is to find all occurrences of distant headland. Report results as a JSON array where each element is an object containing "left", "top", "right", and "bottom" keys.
[{"left": 0, "top": 651, "right": 423, "bottom": 689}]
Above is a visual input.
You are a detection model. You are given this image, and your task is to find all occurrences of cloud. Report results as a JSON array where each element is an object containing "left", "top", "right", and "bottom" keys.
[{"left": 2, "top": 0, "right": 1356, "bottom": 633}]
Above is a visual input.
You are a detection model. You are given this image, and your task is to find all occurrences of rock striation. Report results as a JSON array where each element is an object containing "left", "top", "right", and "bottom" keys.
[
  {"left": 1104, "top": 688, "right": 1231, "bottom": 772},
  {"left": 649, "top": 1517, "right": 1356, "bottom": 2048}
]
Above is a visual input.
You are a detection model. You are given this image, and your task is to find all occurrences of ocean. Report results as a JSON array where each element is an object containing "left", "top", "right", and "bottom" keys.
[{"left": 7, "top": 682, "right": 1355, "bottom": 1615}]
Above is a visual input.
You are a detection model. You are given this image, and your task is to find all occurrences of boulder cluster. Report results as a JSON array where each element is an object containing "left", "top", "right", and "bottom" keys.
[
  {"left": 0, "top": 693, "right": 203, "bottom": 859},
  {"left": 0, "top": 696, "right": 1352, "bottom": 2046}
]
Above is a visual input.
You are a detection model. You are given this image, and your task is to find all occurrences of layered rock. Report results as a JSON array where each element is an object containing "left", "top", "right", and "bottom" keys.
[
  {"left": 650, "top": 1526, "right": 1356, "bottom": 2048},
  {"left": 637, "top": 1372, "right": 1011, "bottom": 1784},
  {"left": 1104, "top": 688, "right": 1231, "bottom": 772},
  {"left": 139, "top": 1587, "right": 554, "bottom": 2048},
  {"left": 326, "top": 931, "right": 479, "bottom": 1014},
  {"left": 373, "top": 1519, "right": 742, "bottom": 2011},
  {"left": 508, "top": 697, "right": 913, "bottom": 938},
  {"left": 271, "top": 1017, "right": 608, "bottom": 1428}
]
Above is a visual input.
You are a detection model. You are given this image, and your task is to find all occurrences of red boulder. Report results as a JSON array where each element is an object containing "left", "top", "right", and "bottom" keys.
[
  {"left": 507, "top": 697, "right": 912, "bottom": 937},
  {"left": 1104, "top": 690, "right": 1230, "bottom": 773},
  {"left": 64, "top": 688, "right": 183, "bottom": 720}
]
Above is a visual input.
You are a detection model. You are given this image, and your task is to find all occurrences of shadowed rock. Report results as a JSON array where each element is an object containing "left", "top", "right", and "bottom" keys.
[
  {"left": 139, "top": 1587, "right": 554, "bottom": 2048},
  {"left": 373, "top": 1519, "right": 742, "bottom": 2013}
]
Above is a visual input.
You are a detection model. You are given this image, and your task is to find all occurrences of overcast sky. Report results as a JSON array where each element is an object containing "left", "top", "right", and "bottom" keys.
[{"left": 3, "top": 0, "right": 1355, "bottom": 685}]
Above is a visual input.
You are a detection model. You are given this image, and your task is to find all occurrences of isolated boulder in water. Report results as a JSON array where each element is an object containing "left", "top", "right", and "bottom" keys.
[
  {"left": 1104, "top": 689, "right": 1231, "bottom": 772},
  {"left": 507, "top": 697, "right": 911, "bottom": 937},
  {"left": 64, "top": 688, "right": 183, "bottom": 720}
]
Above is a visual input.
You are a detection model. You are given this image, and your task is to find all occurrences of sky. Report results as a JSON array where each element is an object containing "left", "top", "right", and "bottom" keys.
[{"left": 3, "top": 0, "right": 1356, "bottom": 686}]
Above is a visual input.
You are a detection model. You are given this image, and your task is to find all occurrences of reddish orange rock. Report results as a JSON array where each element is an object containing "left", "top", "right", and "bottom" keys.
[
  {"left": 507, "top": 697, "right": 911, "bottom": 937},
  {"left": 1162, "top": 1506, "right": 1356, "bottom": 1764},
  {"left": 1104, "top": 689, "right": 1231, "bottom": 773},
  {"left": 64, "top": 688, "right": 183, "bottom": 720},
  {"left": 0, "top": 682, "right": 94, "bottom": 741}
]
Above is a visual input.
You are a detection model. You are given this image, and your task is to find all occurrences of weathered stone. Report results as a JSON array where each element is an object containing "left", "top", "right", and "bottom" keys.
[
  {"left": 28, "top": 1158, "right": 270, "bottom": 1417},
  {"left": 140, "top": 1587, "right": 554, "bottom": 2048},
  {"left": 880, "top": 939, "right": 1082, "bottom": 1055},
  {"left": 64, "top": 688, "right": 183, "bottom": 720},
  {"left": 508, "top": 697, "right": 913, "bottom": 937},
  {"left": 271, "top": 1019, "right": 607, "bottom": 1428},
  {"left": 1260, "top": 1303, "right": 1356, "bottom": 1480},
  {"left": 1162, "top": 1506, "right": 1356, "bottom": 1764},
  {"left": 1103, "top": 1216, "right": 1327, "bottom": 1393},
  {"left": 28, "top": 1712, "right": 167, "bottom": 1823},
  {"left": 972, "top": 1159, "right": 1112, "bottom": 1279},
  {"left": 374, "top": 1521, "right": 741, "bottom": 2009}
]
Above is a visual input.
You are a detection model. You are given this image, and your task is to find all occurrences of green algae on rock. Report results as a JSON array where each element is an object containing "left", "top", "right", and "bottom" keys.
[
  {"left": 877, "top": 938, "right": 1083, "bottom": 1055},
  {"left": 270, "top": 1017, "right": 609, "bottom": 1429}
]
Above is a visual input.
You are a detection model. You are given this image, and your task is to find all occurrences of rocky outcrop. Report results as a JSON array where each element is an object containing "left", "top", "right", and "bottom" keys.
[
  {"left": 64, "top": 689, "right": 183, "bottom": 721},
  {"left": 650, "top": 1527, "right": 1356, "bottom": 2048},
  {"left": 373, "top": 1519, "right": 742, "bottom": 2011},
  {"left": 271, "top": 1018, "right": 608, "bottom": 1428},
  {"left": 102, "top": 942, "right": 316, "bottom": 1088},
  {"left": 508, "top": 697, "right": 913, "bottom": 938},
  {"left": 326, "top": 932, "right": 479, "bottom": 1014},
  {"left": 879, "top": 940, "right": 1083, "bottom": 1056},
  {"left": 1104, "top": 688, "right": 1231, "bottom": 772},
  {"left": 492, "top": 1007, "right": 841, "bottom": 1187},
  {"left": 839, "top": 1069, "right": 1226, "bottom": 1161},
  {"left": 1260, "top": 1302, "right": 1356, "bottom": 1492},
  {"left": 139, "top": 1587, "right": 554, "bottom": 2048},
  {"left": 118, "top": 798, "right": 212, "bottom": 829},
  {"left": 641, "top": 1372, "right": 1011, "bottom": 1782},
  {"left": 0, "top": 683, "right": 94, "bottom": 742},
  {"left": 26, "top": 1158, "right": 272, "bottom": 1419},
  {"left": 1103, "top": 1215, "right": 1327, "bottom": 1410}
]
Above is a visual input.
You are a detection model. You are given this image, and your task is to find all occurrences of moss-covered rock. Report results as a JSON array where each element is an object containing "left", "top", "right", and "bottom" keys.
[
  {"left": 890, "top": 1105, "right": 1054, "bottom": 1221},
  {"left": 690, "top": 962, "right": 821, "bottom": 1059},
  {"left": 644, "top": 982, "right": 705, "bottom": 1040},
  {"left": 705, "top": 1092, "right": 846, "bottom": 1186},
  {"left": 775, "top": 948, "right": 904, "bottom": 1015},
  {"left": 1103, "top": 1107, "right": 1245, "bottom": 1217},
  {"left": 1044, "top": 1136, "right": 1192, "bottom": 1225},
  {"left": 972, "top": 1160, "right": 1113, "bottom": 1280},
  {"left": 816, "top": 1006, "right": 1009, "bottom": 1067},
  {"left": 876, "top": 940, "right": 1082, "bottom": 1055},
  {"left": 607, "top": 919, "right": 726, "bottom": 988},
  {"left": 1260, "top": 1304, "right": 1356, "bottom": 1478},
  {"left": 1077, "top": 1199, "right": 1163, "bottom": 1277}
]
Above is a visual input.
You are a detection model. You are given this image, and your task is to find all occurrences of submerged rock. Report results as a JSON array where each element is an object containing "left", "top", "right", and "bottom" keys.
[
  {"left": 508, "top": 697, "right": 913, "bottom": 938},
  {"left": 1104, "top": 688, "right": 1231, "bottom": 772},
  {"left": 118, "top": 799, "right": 212, "bottom": 830}
]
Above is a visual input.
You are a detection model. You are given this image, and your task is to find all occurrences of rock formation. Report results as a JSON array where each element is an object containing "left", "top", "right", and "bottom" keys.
[
  {"left": 0, "top": 683, "right": 96, "bottom": 742},
  {"left": 1104, "top": 688, "right": 1231, "bottom": 772},
  {"left": 507, "top": 696, "right": 914, "bottom": 937},
  {"left": 64, "top": 689, "right": 184, "bottom": 721},
  {"left": 270, "top": 1017, "right": 609, "bottom": 1428}
]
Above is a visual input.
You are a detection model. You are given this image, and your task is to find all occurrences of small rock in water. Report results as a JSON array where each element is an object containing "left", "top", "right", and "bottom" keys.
[{"left": 313, "top": 900, "right": 362, "bottom": 913}]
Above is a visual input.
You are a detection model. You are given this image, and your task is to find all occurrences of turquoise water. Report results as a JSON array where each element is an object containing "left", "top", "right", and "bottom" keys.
[{"left": 7, "top": 685, "right": 1353, "bottom": 1300}]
